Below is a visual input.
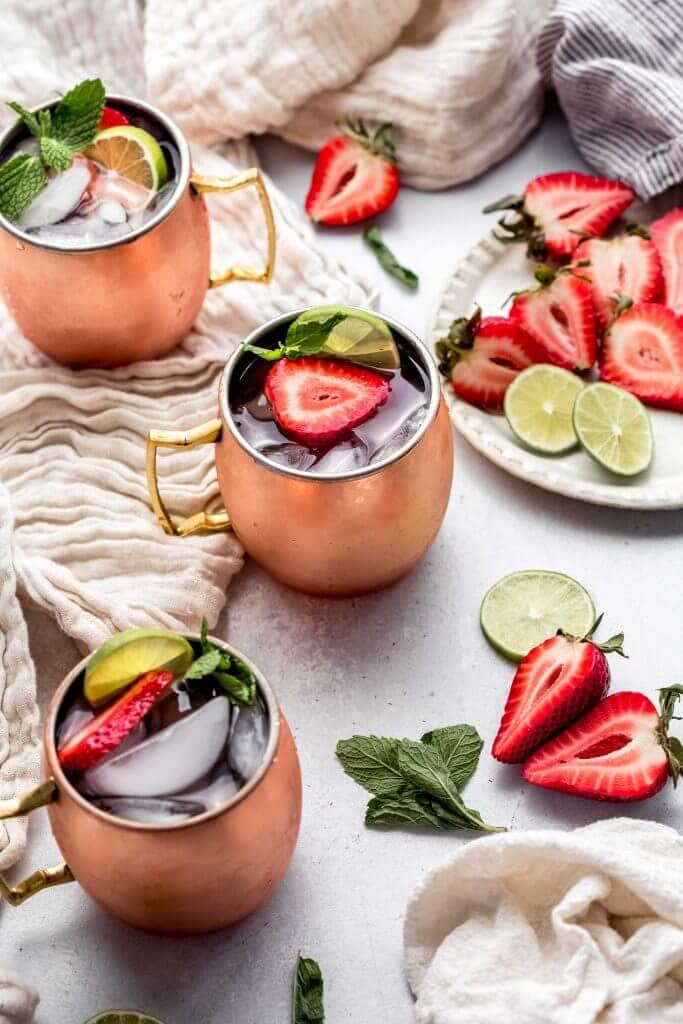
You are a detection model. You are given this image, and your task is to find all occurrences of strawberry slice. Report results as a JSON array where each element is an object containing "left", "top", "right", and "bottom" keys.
[
  {"left": 305, "top": 120, "right": 399, "bottom": 226},
  {"left": 435, "top": 308, "right": 543, "bottom": 409},
  {"left": 265, "top": 357, "right": 390, "bottom": 446},
  {"left": 650, "top": 209, "right": 683, "bottom": 315},
  {"left": 58, "top": 669, "right": 174, "bottom": 775},
  {"left": 510, "top": 265, "right": 597, "bottom": 370},
  {"left": 98, "top": 106, "right": 130, "bottom": 129},
  {"left": 600, "top": 302, "right": 683, "bottom": 412},
  {"left": 523, "top": 691, "right": 670, "bottom": 801},
  {"left": 484, "top": 171, "right": 634, "bottom": 260},
  {"left": 573, "top": 233, "right": 663, "bottom": 331},
  {"left": 492, "top": 620, "right": 624, "bottom": 764}
]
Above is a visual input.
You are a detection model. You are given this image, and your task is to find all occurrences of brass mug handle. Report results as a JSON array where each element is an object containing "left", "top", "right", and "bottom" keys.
[
  {"left": 0, "top": 779, "right": 75, "bottom": 907},
  {"left": 190, "top": 167, "right": 277, "bottom": 289},
  {"left": 146, "top": 418, "right": 231, "bottom": 538}
]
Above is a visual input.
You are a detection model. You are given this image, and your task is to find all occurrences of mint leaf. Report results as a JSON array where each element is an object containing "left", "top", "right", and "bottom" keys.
[
  {"left": 0, "top": 154, "right": 45, "bottom": 221},
  {"left": 293, "top": 955, "right": 324, "bottom": 1024},
  {"left": 199, "top": 616, "right": 210, "bottom": 651},
  {"left": 335, "top": 735, "right": 404, "bottom": 797},
  {"left": 421, "top": 725, "right": 483, "bottom": 790},
  {"left": 40, "top": 136, "right": 72, "bottom": 172},
  {"left": 243, "top": 342, "right": 286, "bottom": 361},
  {"left": 363, "top": 226, "right": 418, "bottom": 290},
  {"left": 7, "top": 101, "right": 42, "bottom": 138},
  {"left": 285, "top": 311, "right": 345, "bottom": 356},
  {"left": 50, "top": 78, "right": 105, "bottom": 151},
  {"left": 215, "top": 656, "right": 257, "bottom": 706},
  {"left": 395, "top": 740, "right": 461, "bottom": 806},
  {"left": 184, "top": 647, "right": 222, "bottom": 680},
  {"left": 366, "top": 791, "right": 447, "bottom": 829}
]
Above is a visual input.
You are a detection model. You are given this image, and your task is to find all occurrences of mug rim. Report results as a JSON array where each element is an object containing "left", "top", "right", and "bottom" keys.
[
  {"left": 44, "top": 632, "right": 281, "bottom": 833},
  {"left": 0, "top": 93, "right": 191, "bottom": 254},
  {"left": 219, "top": 306, "right": 441, "bottom": 483}
]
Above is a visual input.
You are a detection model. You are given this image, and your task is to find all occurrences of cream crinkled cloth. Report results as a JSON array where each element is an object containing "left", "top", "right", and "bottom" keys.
[{"left": 404, "top": 818, "right": 683, "bottom": 1023}]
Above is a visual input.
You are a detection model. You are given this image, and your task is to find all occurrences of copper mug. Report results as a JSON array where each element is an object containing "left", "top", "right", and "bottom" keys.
[
  {"left": 0, "top": 95, "right": 276, "bottom": 367},
  {"left": 0, "top": 634, "right": 302, "bottom": 935},
  {"left": 146, "top": 307, "right": 454, "bottom": 596}
]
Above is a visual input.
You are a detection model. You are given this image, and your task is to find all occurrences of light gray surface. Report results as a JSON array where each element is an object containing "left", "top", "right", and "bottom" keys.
[{"left": 5, "top": 107, "right": 683, "bottom": 1023}]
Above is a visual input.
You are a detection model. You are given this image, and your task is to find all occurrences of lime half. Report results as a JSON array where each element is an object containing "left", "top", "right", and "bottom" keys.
[
  {"left": 83, "top": 1013, "right": 165, "bottom": 1024},
  {"left": 292, "top": 306, "right": 400, "bottom": 371},
  {"left": 480, "top": 570, "right": 595, "bottom": 662},
  {"left": 84, "top": 628, "right": 193, "bottom": 707},
  {"left": 504, "top": 364, "right": 584, "bottom": 455},
  {"left": 84, "top": 126, "right": 168, "bottom": 191},
  {"left": 573, "top": 382, "right": 653, "bottom": 477}
]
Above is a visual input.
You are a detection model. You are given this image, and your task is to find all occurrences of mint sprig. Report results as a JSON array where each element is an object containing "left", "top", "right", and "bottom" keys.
[
  {"left": 182, "top": 618, "right": 257, "bottom": 707},
  {"left": 293, "top": 955, "right": 324, "bottom": 1024},
  {"left": 363, "top": 226, "right": 418, "bottom": 290},
  {"left": 0, "top": 78, "right": 105, "bottom": 222},
  {"left": 243, "top": 311, "right": 345, "bottom": 362},
  {"left": 336, "top": 724, "right": 504, "bottom": 833}
]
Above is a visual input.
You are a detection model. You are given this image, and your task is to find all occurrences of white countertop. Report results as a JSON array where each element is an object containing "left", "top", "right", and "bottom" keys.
[{"left": 6, "top": 105, "right": 683, "bottom": 1023}]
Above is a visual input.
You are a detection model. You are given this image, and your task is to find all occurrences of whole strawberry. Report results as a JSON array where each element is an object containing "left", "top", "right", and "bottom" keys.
[
  {"left": 305, "top": 119, "right": 399, "bottom": 226},
  {"left": 492, "top": 617, "right": 625, "bottom": 764}
]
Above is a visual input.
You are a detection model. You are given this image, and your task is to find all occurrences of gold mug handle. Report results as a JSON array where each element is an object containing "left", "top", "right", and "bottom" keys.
[
  {"left": 0, "top": 779, "right": 75, "bottom": 907},
  {"left": 190, "top": 167, "right": 276, "bottom": 288},
  {"left": 146, "top": 418, "right": 231, "bottom": 538}
]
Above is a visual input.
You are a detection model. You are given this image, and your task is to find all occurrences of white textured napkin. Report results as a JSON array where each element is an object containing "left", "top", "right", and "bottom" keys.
[{"left": 405, "top": 818, "right": 683, "bottom": 1023}]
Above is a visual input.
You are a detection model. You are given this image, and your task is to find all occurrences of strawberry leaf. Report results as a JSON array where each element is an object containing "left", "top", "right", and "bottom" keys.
[{"left": 0, "top": 154, "right": 45, "bottom": 221}]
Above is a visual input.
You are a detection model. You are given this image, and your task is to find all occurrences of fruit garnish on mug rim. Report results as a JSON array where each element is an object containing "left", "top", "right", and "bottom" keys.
[
  {"left": 265, "top": 356, "right": 390, "bottom": 447},
  {"left": 98, "top": 106, "right": 130, "bottom": 130},
  {"left": 363, "top": 225, "right": 418, "bottom": 290},
  {"left": 523, "top": 686, "right": 683, "bottom": 802},
  {"left": 572, "top": 227, "right": 663, "bottom": 331},
  {"left": 509, "top": 263, "right": 597, "bottom": 371},
  {"left": 600, "top": 301, "right": 683, "bottom": 413},
  {"left": 483, "top": 171, "right": 635, "bottom": 260},
  {"left": 492, "top": 614, "right": 624, "bottom": 764},
  {"left": 649, "top": 208, "right": 683, "bottom": 316},
  {"left": 0, "top": 78, "right": 106, "bottom": 222},
  {"left": 436, "top": 305, "right": 545, "bottom": 410},
  {"left": 305, "top": 118, "right": 399, "bottom": 226}
]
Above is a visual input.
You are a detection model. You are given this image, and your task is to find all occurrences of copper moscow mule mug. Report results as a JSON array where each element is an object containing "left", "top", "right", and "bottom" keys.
[
  {"left": 0, "top": 95, "right": 276, "bottom": 367},
  {"left": 146, "top": 308, "right": 454, "bottom": 596},
  {"left": 0, "top": 635, "right": 302, "bottom": 935}
]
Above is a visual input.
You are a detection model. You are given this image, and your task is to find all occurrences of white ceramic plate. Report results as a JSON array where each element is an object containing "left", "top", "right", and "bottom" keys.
[{"left": 430, "top": 232, "right": 683, "bottom": 510}]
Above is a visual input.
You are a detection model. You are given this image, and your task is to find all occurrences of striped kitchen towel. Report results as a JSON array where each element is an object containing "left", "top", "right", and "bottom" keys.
[{"left": 538, "top": 0, "right": 683, "bottom": 200}]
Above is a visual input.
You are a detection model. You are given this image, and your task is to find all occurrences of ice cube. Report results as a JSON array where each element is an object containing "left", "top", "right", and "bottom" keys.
[
  {"left": 355, "top": 390, "right": 427, "bottom": 458},
  {"left": 259, "top": 442, "right": 317, "bottom": 472},
  {"left": 228, "top": 705, "right": 269, "bottom": 782},
  {"left": 57, "top": 701, "right": 95, "bottom": 747},
  {"left": 369, "top": 405, "right": 428, "bottom": 464},
  {"left": 83, "top": 697, "right": 230, "bottom": 798},
  {"left": 19, "top": 157, "right": 92, "bottom": 230},
  {"left": 314, "top": 436, "right": 368, "bottom": 474},
  {"left": 182, "top": 766, "right": 240, "bottom": 811},
  {"left": 245, "top": 392, "right": 275, "bottom": 422},
  {"left": 92, "top": 795, "right": 204, "bottom": 824},
  {"left": 90, "top": 169, "right": 152, "bottom": 212},
  {"left": 99, "top": 200, "right": 127, "bottom": 225}
]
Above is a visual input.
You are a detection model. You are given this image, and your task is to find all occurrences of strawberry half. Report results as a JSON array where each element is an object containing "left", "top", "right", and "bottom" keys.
[
  {"left": 435, "top": 308, "right": 543, "bottom": 409},
  {"left": 265, "top": 356, "right": 390, "bottom": 447},
  {"left": 98, "top": 106, "right": 130, "bottom": 129},
  {"left": 523, "top": 691, "right": 672, "bottom": 802},
  {"left": 509, "top": 265, "right": 597, "bottom": 370},
  {"left": 305, "top": 119, "right": 399, "bottom": 226},
  {"left": 649, "top": 209, "right": 683, "bottom": 315},
  {"left": 484, "top": 171, "right": 635, "bottom": 260},
  {"left": 492, "top": 620, "right": 624, "bottom": 764},
  {"left": 58, "top": 669, "right": 174, "bottom": 775},
  {"left": 573, "top": 232, "right": 663, "bottom": 331},
  {"left": 600, "top": 302, "right": 683, "bottom": 412}
]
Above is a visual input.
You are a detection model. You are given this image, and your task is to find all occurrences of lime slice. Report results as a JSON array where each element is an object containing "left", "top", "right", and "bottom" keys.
[
  {"left": 84, "top": 126, "right": 168, "bottom": 191},
  {"left": 504, "top": 364, "right": 584, "bottom": 455},
  {"left": 292, "top": 306, "right": 400, "bottom": 371},
  {"left": 84, "top": 628, "right": 193, "bottom": 707},
  {"left": 480, "top": 570, "right": 595, "bottom": 662},
  {"left": 83, "top": 1013, "right": 165, "bottom": 1024},
  {"left": 573, "top": 381, "right": 653, "bottom": 477}
]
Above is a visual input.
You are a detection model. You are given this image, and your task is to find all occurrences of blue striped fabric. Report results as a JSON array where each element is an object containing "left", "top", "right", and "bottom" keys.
[{"left": 537, "top": 0, "right": 683, "bottom": 199}]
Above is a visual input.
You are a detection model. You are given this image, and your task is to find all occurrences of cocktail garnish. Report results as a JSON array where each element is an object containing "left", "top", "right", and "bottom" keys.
[
  {"left": 0, "top": 78, "right": 105, "bottom": 221},
  {"left": 181, "top": 618, "right": 257, "bottom": 707},
  {"left": 363, "top": 226, "right": 418, "bottom": 290}
]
